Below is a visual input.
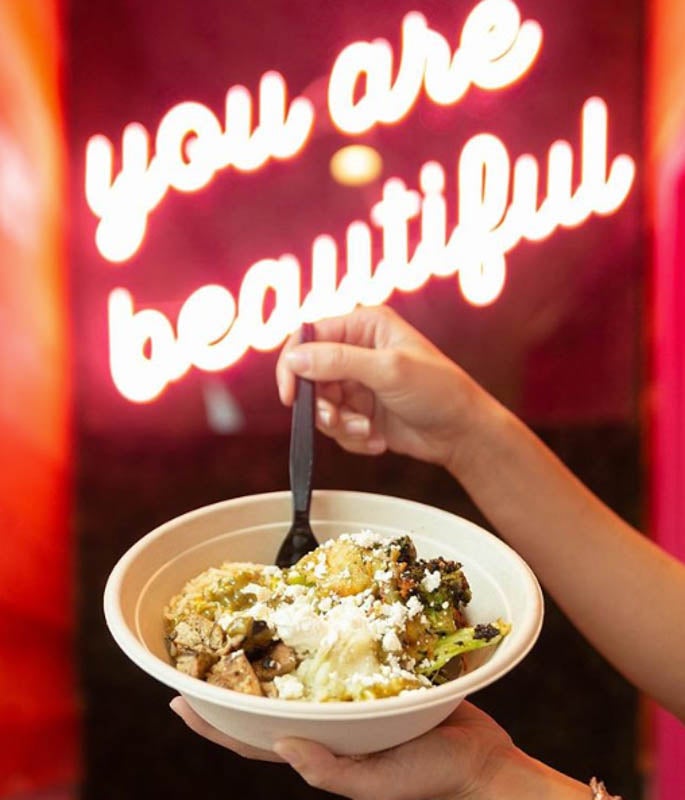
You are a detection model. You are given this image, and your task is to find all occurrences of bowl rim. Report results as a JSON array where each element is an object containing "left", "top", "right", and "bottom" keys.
[{"left": 104, "top": 489, "right": 544, "bottom": 720}]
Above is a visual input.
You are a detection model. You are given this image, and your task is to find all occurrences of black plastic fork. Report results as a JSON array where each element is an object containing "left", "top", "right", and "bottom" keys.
[{"left": 275, "top": 323, "right": 318, "bottom": 568}]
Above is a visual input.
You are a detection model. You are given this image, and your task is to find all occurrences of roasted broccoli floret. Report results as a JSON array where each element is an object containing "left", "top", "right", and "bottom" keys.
[
  {"left": 416, "top": 620, "right": 512, "bottom": 679},
  {"left": 398, "top": 557, "right": 471, "bottom": 606},
  {"left": 395, "top": 556, "right": 472, "bottom": 636},
  {"left": 393, "top": 535, "right": 418, "bottom": 566}
]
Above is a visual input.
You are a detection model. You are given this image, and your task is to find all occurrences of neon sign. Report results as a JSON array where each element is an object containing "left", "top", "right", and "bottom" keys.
[
  {"left": 84, "top": 0, "right": 636, "bottom": 403},
  {"left": 327, "top": 2, "right": 542, "bottom": 134},
  {"left": 86, "top": 0, "right": 542, "bottom": 264},
  {"left": 86, "top": 71, "right": 315, "bottom": 264}
]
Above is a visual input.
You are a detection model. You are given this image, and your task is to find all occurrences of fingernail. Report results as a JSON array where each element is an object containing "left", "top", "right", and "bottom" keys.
[
  {"left": 274, "top": 741, "right": 306, "bottom": 768},
  {"left": 366, "top": 436, "right": 386, "bottom": 454},
  {"left": 169, "top": 698, "right": 181, "bottom": 715},
  {"left": 284, "top": 350, "right": 311, "bottom": 371},
  {"left": 344, "top": 416, "right": 370, "bottom": 436},
  {"left": 317, "top": 402, "right": 332, "bottom": 427}
]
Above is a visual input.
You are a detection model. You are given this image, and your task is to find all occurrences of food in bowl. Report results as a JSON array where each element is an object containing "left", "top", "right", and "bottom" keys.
[
  {"left": 105, "top": 490, "right": 543, "bottom": 754},
  {"left": 163, "top": 529, "right": 510, "bottom": 702}
]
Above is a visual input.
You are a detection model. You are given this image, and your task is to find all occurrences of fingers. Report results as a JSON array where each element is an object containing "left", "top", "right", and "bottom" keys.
[
  {"left": 276, "top": 331, "right": 389, "bottom": 454},
  {"left": 316, "top": 379, "right": 374, "bottom": 422},
  {"left": 284, "top": 341, "right": 389, "bottom": 388},
  {"left": 306, "top": 305, "right": 400, "bottom": 351},
  {"left": 169, "top": 697, "right": 285, "bottom": 763},
  {"left": 273, "top": 723, "right": 470, "bottom": 800},
  {"left": 277, "top": 340, "right": 397, "bottom": 422},
  {"left": 276, "top": 306, "right": 403, "bottom": 406},
  {"left": 276, "top": 329, "right": 304, "bottom": 406},
  {"left": 315, "top": 398, "right": 387, "bottom": 455},
  {"left": 276, "top": 319, "right": 350, "bottom": 407}
]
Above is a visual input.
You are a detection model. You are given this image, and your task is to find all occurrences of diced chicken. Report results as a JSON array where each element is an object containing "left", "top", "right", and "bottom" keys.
[
  {"left": 171, "top": 615, "right": 215, "bottom": 650},
  {"left": 207, "top": 651, "right": 263, "bottom": 696},
  {"left": 208, "top": 622, "right": 227, "bottom": 651},
  {"left": 168, "top": 614, "right": 229, "bottom": 657},
  {"left": 174, "top": 652, "right": 217, "bottom": 679}
]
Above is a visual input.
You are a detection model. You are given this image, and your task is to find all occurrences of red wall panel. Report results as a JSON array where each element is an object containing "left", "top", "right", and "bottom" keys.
[{"left": 0, "top": 2, "right": 79, "bottom": 795}]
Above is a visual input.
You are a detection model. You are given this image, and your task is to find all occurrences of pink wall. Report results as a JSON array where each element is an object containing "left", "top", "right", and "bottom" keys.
[{"left": 647, "top": 1, "right": 685, "bottom": 797}]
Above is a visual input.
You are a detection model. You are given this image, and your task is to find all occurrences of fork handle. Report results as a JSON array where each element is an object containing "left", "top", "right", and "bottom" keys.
[{"left": 289, "top": 323, "right": 315, "bottom": 516}]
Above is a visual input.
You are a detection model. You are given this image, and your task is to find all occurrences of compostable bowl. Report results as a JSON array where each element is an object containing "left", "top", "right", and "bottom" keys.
[{"left": 104, "top": 490, "right": 543, "bottom": 755}]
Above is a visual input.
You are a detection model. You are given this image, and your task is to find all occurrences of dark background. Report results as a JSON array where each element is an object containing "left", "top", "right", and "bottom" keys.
[{"left": 67, "top": 1, "right": 646, "bottom": 797}]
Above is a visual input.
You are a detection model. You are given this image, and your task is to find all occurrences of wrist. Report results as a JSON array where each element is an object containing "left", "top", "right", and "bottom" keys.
[
  {"left": 481, "top": 746, "right": 588, "bottom": 800},
  {"left": 442, "top": 382, "right": 515, "bottom": 483}
]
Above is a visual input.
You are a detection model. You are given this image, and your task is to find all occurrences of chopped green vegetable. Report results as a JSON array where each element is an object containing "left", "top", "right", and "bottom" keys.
[{"left": 417, "top": 619, "right": 512, "bottom": 678}]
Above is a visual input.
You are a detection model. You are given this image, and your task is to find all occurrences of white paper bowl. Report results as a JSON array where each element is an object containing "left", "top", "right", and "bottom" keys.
[{"left": 104, "top": 490, "right": 543, "bottom": 755}]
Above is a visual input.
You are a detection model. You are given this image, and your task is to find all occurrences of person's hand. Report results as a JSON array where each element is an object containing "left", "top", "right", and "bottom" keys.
[
  {"left": 170, "top": 697, "right": 525, "bottom": 800},
  {"left": 275, "top": 305, "right": 499, "bottom": 472}
]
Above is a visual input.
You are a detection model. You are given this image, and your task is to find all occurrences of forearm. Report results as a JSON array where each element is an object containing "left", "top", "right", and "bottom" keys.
[
  {"left": 483, "top": 746, "right": 588, "bottom": 800},
  {"left": 449, "top": 395, "right": 685, "bottom": 719}
]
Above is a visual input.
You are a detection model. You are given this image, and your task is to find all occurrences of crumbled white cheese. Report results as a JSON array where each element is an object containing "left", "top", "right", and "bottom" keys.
[
  {"left": 382, "top": 601, "right": 408, "bottom": 629},
  {"left": 381, "top": 630, "right": 402, "bottom": 652},
  {"left": 262, "top": 566, "right": 282, "bottom": 578},
  {"left": 242, "top": 583, "right": 271, "bottom": 602},
  {"left": 374, "top": 568, "right": 393, "bottom": 583},
  {"left": 274, "top": 674, "right": 305, "bottom": 699},
  {"left": 406, "top": 595, "right": 424, "bottom": 619},
  {"left": 421, "top": 569, "right": 442, "bottom": 593},
  {"left": 313, "top": 552, "right": 328, "bottom": 578},
  {"left": 270, "top": 593, "right": 327, "bottom": 652},
  {"left": 340, "top": 529, "right": 390, "bottom": 548},
  {"left": 318, "top": 596, "right": 333, "bottom": 613},
  {"left": 283, "top": 583, "right": 306, "bottom": 600}
]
